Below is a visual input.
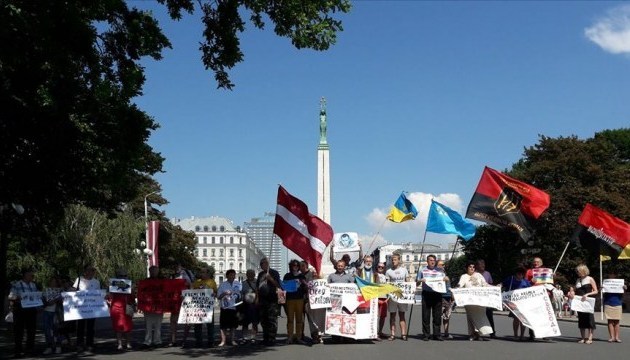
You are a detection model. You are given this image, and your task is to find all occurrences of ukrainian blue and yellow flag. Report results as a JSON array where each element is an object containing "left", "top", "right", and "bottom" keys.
[
  {"left": 386, "top": 192, "right": 418, "bottom": 223},
  {"left": 355, "top": 276, "right": 402, "bottom": 301},
  {"left": 426, "top": 200, "right": 476, "bottom": 240}
]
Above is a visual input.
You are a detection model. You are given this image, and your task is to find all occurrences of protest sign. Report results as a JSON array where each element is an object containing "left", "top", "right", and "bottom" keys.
[
  {"left": 333, "top": 232, "right": 361, "bottom": 263},
  {"left": 502, "top": 286, "right": 561, "bottom": 338},
  {"left": 177, "top": 289, "right": 215, "bottom": 324},
  {"left": 20, "top": 291, "right": 43, "bottom": 308},
  {"left": 43, "top": 288, "right": 61, "bottom": 305},
  {"left": 108, "top": 278, "right": 132, "bottom": 294},
  {"left": 451, "top": 286, "right": 502, "bottom": 310},
  {"left": 325, "top": 283, "right": 377, "bottom": 340},
  {"left": 62, "top": 290, "right": 109, "bottom": 321},
  {"left": 602, "top": 279, "right": 625, "bottom": 294},
  {"left": 531, "top": 268, "right": 554, "bottom": 285},
  {"left": 388, "top": 282, "right": 416, "bottom": 304},
  {"left": 422, "top": 269, "right": 446, "bottom": 293},
  {"left": 138, "top": 279, "right": 187, "bottom": 313},
  {"left": 570, "top": 296, "right": 595, "bottom": 313},
  {"left": 308, "top": 280, "right": 331, "bottom": 309}
]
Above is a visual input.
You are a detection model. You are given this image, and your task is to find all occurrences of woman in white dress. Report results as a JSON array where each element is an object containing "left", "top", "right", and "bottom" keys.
[{"left": 458, "top": 261, "right": 492, "bottom": 341}]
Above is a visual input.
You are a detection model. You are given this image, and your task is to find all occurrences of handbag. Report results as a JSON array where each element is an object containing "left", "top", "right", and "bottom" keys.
[
  {"left": 125, "top": 304, "right": 135, "bottom": 317},
  {"left": 4, "top": 311, "right": 13, "bottom": 323}
]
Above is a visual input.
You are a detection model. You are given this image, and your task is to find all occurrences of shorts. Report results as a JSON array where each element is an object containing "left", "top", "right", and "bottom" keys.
[{"left": 388, "top": 300, "right": 409, "bottom": 313}]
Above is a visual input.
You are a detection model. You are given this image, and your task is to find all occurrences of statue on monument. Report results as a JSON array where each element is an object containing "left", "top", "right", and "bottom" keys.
[{"left": 319, "top": 97, "right": 327, "bottom": 144}]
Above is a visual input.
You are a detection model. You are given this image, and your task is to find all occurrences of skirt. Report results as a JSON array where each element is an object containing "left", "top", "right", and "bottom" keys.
[
  {"left": 577, "top": 311, "right": 596, "bottom": 329},
  {"left": 604, "top": 305, "right": 622, "bottom": 321}
]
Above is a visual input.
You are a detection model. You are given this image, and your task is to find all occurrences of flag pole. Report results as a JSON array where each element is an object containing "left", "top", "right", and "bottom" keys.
[
  {"left": 599, "top": 255, "right": 603, "bottom": 321},
  {"left": 367, "top": 217, "right": 388, "bottom": 255},
  {"left": 553, "top": 241, "right": 571, "bottom": 274},
  {"left": 408, "top": 227, "right": 429, "bottom": 337}
]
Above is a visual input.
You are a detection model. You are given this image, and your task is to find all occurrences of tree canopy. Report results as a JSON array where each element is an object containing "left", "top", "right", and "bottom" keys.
[{"left": 460, "top": 129, "right": 630, "bottom": 286}]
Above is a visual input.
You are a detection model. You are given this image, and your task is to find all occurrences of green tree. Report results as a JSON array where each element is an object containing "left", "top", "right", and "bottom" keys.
[{"left": 462, "top": 129, "right": 630, "bottom": 284}]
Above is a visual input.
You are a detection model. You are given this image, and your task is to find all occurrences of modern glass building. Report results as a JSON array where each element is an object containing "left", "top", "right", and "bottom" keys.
[{"left": 244, "top": 212, "right": 288, "bottom": 275}]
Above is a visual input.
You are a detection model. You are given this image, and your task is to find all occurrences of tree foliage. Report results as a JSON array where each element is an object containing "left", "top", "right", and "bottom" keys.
[{"left": 462, "top": 129, "right": 630, "bottom": 285}]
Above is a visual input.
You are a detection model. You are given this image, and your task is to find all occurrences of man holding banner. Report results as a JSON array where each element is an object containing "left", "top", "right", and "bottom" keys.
[
  {"left": 416, "top": 255, "right": 448, "bottom": 341},
  {"left": 73, "top": 265, "right": 102, "bottom": 352},
  {"left": 8, "top": 269, "right": 39, "bottom": 358}
]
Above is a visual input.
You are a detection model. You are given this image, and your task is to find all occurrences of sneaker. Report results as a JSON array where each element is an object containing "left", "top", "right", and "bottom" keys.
[
  {"left": 43, "top": 348, "right": 53, "bottom": 355},
  {"left": 55, "top": 347, "right": 62, "bottom": 354},
  {"left": 117, "top": 345, "right": 123, "bottom": 351}
]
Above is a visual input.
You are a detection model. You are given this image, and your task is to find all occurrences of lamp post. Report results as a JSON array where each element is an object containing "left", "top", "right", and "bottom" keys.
[{"left": 144, "top": 191, "right": 159, "bottom": 276}]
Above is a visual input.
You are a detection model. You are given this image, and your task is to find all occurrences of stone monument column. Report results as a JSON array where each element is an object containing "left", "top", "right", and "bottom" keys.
[{"left": 317, "top": 97, "right": 334, "bottom": 276}]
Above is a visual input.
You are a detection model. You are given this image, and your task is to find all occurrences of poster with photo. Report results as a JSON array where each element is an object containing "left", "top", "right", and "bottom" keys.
[
  {"left": 332, "top": 232, "right": 361, "bottom": 263},
  {"left": 325, "top": 283, "right": 377, "bottom": 340}
]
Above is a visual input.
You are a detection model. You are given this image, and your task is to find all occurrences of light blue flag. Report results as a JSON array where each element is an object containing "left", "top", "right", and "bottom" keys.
[{"left": 426, "top": 200, "right": 476, "bottom": 240}]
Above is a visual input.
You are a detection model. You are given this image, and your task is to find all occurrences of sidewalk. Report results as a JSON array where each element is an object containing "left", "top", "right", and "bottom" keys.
[{"left": 453, "top": 307, "right": 630, "bottom": 327}]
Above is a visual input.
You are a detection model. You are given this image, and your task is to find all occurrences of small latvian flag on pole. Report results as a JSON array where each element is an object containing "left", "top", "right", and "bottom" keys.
[
  {"left": 273, "top": 185, "right": 334, "bottom": 274},
  {"left": 571, "top": 203, "right": 630, "bottom": 258},
  {"left": 466, "top": 166, "right": 550, "bottom": 241}
]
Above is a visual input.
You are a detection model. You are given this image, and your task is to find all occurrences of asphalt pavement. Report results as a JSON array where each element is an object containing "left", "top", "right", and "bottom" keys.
[{"left": 1, "top": 307, "right": 629, "bottom": 360}]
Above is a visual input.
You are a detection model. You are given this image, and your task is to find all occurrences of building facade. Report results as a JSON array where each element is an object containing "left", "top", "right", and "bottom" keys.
[
  {"left": 379, "top": 242, "right": 464, "bottom": 276},
  {"left": 244, "top": 213, "right": 288, "bottom": 275},
  {"left": 172, "top": 216, "right": 264, "bottom": 283}
]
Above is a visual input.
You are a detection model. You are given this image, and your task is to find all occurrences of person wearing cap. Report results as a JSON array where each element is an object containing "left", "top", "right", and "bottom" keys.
[
  {"left": 256, "top": 257, "right": 282, "bottom": 346},
  {"left": 107, "top": 268, "right": 134, "bottom": 351},
  {"left": 8, "top": 268, "right": 39, "bottom": 358},
  {"left": 73, "top": 265, "right": 101, "bottom": 352}
]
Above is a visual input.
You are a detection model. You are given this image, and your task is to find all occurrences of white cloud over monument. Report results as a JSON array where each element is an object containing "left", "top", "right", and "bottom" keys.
[{"left": 585, "top": 5, "right": 630, "bottom": 55}]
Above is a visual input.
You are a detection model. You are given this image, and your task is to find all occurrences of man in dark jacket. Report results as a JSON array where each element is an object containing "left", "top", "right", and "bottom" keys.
[{"left": 256, "top": 257, "right": 282, "bottom": 346}]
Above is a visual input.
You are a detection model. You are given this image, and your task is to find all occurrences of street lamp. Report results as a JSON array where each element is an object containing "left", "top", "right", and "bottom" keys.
[{"left": 143, "top": 191, "right": 159, "bottom": 276}]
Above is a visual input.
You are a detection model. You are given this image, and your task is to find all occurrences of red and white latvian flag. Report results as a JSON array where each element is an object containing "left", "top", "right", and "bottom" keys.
[
  {"left": 273, "top": 185, "right": 334, "bottom": 274},
  {"left": 147, "top": 220, "right": 160, "bottom": 267}
]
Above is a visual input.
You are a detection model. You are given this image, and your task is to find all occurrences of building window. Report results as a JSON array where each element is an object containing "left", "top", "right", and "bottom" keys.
[
  {"left": 414, "top": 255, "right": 418, "bottom": 261},
  {"left": 202, "top": 249, "right": 207, "bottom": 257},
  {"left": 203, "top": 236, "right": 207, "bottom": 244},
  {"left": 219, "top": 262, "right": 224, "bottom": 272},
  {"left": 238, "top": 249, "right": 243, "bottom": 258},
  {"left": 406, "top": 255, "right": 410, "bottom": 261},
  {"left": 211, "top": 262, "right": 215, "bottom": 268},
  {"left": 203, "top": 226, "right": 208, "bottom": 232},
  {"left": 229, "top": 262, "right": 234, "bottom": 270},
  {"left": 220, "top": 226, "right": 225, "bottom": 232},
  {"left": 230, "top": 237, "right": 233, "bottom": 244},
  {"left": 195, "top": 226, "right": 200, "bottom": 232},
  {"left": 212, "top": 237, "right": 215, "bottom": 244},
  {"left": 220, "top": 237, "right": 224, "bottom": 244},
  {"left": 212, "top": 226, "right": 217, "bottom": 231},
  {"left": 238, "top": 263, "right": 243, "bottom": 271},
  {"left": 230, "top": 249, "right": 234, "bottom": 257},
  {"left": 220, "top": 249, "right": 224, "bottom": 257},
  {"left": 211, "top": 249, "right": 215, "bottom": 257}
]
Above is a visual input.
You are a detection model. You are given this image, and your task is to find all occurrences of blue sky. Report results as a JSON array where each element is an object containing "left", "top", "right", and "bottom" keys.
[{"left": 133, "top": 1, "right": 630, "bottom": 250}]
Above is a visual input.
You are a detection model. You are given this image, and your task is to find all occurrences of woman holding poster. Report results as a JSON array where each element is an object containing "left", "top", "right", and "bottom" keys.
[
  {"left": 603, "top": 272, "right": 626, "bottom": 343},
  {"left": 575, "top": 264, "right": 598, "bottom": 344},
  {"left": 283, "top": 259, "right": 307, "bottom": 345},
  {"left": 107, "top": 268, "right": 134, "bottom": 351},
  {"left": 458, "top": 261, "right": 491, "bottom": 341}
]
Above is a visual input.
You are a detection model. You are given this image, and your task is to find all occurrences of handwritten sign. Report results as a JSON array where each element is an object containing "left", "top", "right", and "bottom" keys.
[
  {"left": 451, "top": 287, "right": 502, "bottom": 310},
  {"left": 177, "top": 289, "right": 215, "bottom": 324},
  {"left": 20, "top": 291, "right": 43, "bottom": 308},
  {"left": 503, "top": 286, "right": 561, "bottom": 338},
  {"left": 602, "top": 279, "right": 625, "bottom": 294},
  {"left": 109, "top": 278, "right": 132, "bottom": 294},
  {"left": 308, "top": 280, "right": 331, "bottom": 309},
  {"left": 422, "top": 269, "right": 446, "bottom": 293},
  {"left": 389, "top": 282, "right": 416, "bottom": 304},
  {"left": 62, "top": 290, "right": 109, "bottom": 320}
]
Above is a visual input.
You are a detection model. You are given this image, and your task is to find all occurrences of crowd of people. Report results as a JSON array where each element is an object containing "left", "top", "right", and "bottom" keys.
[{"left": 5, "top": 252, "right": 627, "bottom": 358}]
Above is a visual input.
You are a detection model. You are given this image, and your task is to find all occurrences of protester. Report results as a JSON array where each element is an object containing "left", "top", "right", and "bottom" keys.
[
  {"left": 240, "top": 269, "right": 259, "bottom": 344},
  {"left": 552, "top": 285, "right": 565, "bottom": 318},
  {"left": 327, "top": 259, "right": 354, "bottom": 284},
  {"left": 301, "top": 261, "right": 325, "bottom": 344},
  {"left": 42, "top": 277, "right": 63, "bottom": 355},
  {"left": 190, "top": 266, "right": 217, "bottom": 348},
  {"left": 217, "top": 269, "right": 241, "bottom": 346},
  {"left": 256, "top": 257, "right": 282, "bottom": 346},
  {"left": 501, "top": 266, "right": 531, "bottom": 341},
  {"left": 57, "top": 276, "right": 76, "bottom": 348},
  {"left": 375, "top": 262, "right": 389, "bottom": 340},
  {"left": 566, "top": 286, "right": 576, "bottom": 317},
  {"left": 416, "top": 254, "right": 448, "bottom": 341},
  {"left": 524, "top": 257, "right": 549, "bottom": 340},
  {"left": 476, "top": 259, "right": 496, "bottom": 338},
  {"left": 603, "top": 272, "right": 626, "bottom": 343},
  {"left": 437, "top": 260, "right": 454, "bottom": 340},
  {"left": 170, "top": 263, "right": 193, "bottom": 347},
  {"left": 458, "top": 261, "right": 491, "bottom": 341},
  {"left": 330, "top": 242, "right": 362, "bottom": 275},
  {"left": 9, "top": 269, "right": 39, "bottom": 358},
  {"left": 575, "top": 264, "right": 598, "bottom": 344},
  {"left": 141, "top": 266, "right": 163, "bottom": 348},
  {"left": 386, "top": 253, "right": 410, "bottom": 341},
  {"left": 108, "top": 268, "right": 134, "bottom": 351},
  {"left": 73, "top": 265, "right": 101, "bottom": 352},
  {"left": 283, "top": 260, "right": 307, "bottom": 344}
]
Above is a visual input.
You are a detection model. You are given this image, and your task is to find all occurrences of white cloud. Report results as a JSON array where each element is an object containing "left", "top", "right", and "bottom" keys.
[
  {"left": 585, "top": 5, "right": 630, "bottom": 55},
  {"left": 365, "top": 192, "right": 466, "bottom": 244}
]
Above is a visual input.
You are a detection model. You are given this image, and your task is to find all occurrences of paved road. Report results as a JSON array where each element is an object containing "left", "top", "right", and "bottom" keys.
[{"left": 2, "top": 308, "right": 629, "bottom": 360}]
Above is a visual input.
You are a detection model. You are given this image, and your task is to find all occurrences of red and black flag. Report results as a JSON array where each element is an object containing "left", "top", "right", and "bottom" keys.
[
  {"left": 572, "top": 203, "right": 630, "bottom": 257},
  {"left": 466, "top": 166, "right": 550, "bottom": 240}
]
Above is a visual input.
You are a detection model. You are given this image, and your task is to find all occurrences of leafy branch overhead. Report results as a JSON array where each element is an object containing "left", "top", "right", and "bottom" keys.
[{"left": 159, "top": 0, "right": 352, "bottom": 89}]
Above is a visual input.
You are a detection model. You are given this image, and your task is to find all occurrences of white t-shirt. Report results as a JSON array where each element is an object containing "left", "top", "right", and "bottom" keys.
[{"left": 386, "top": 267, "right": 408, "bottom": 283}]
